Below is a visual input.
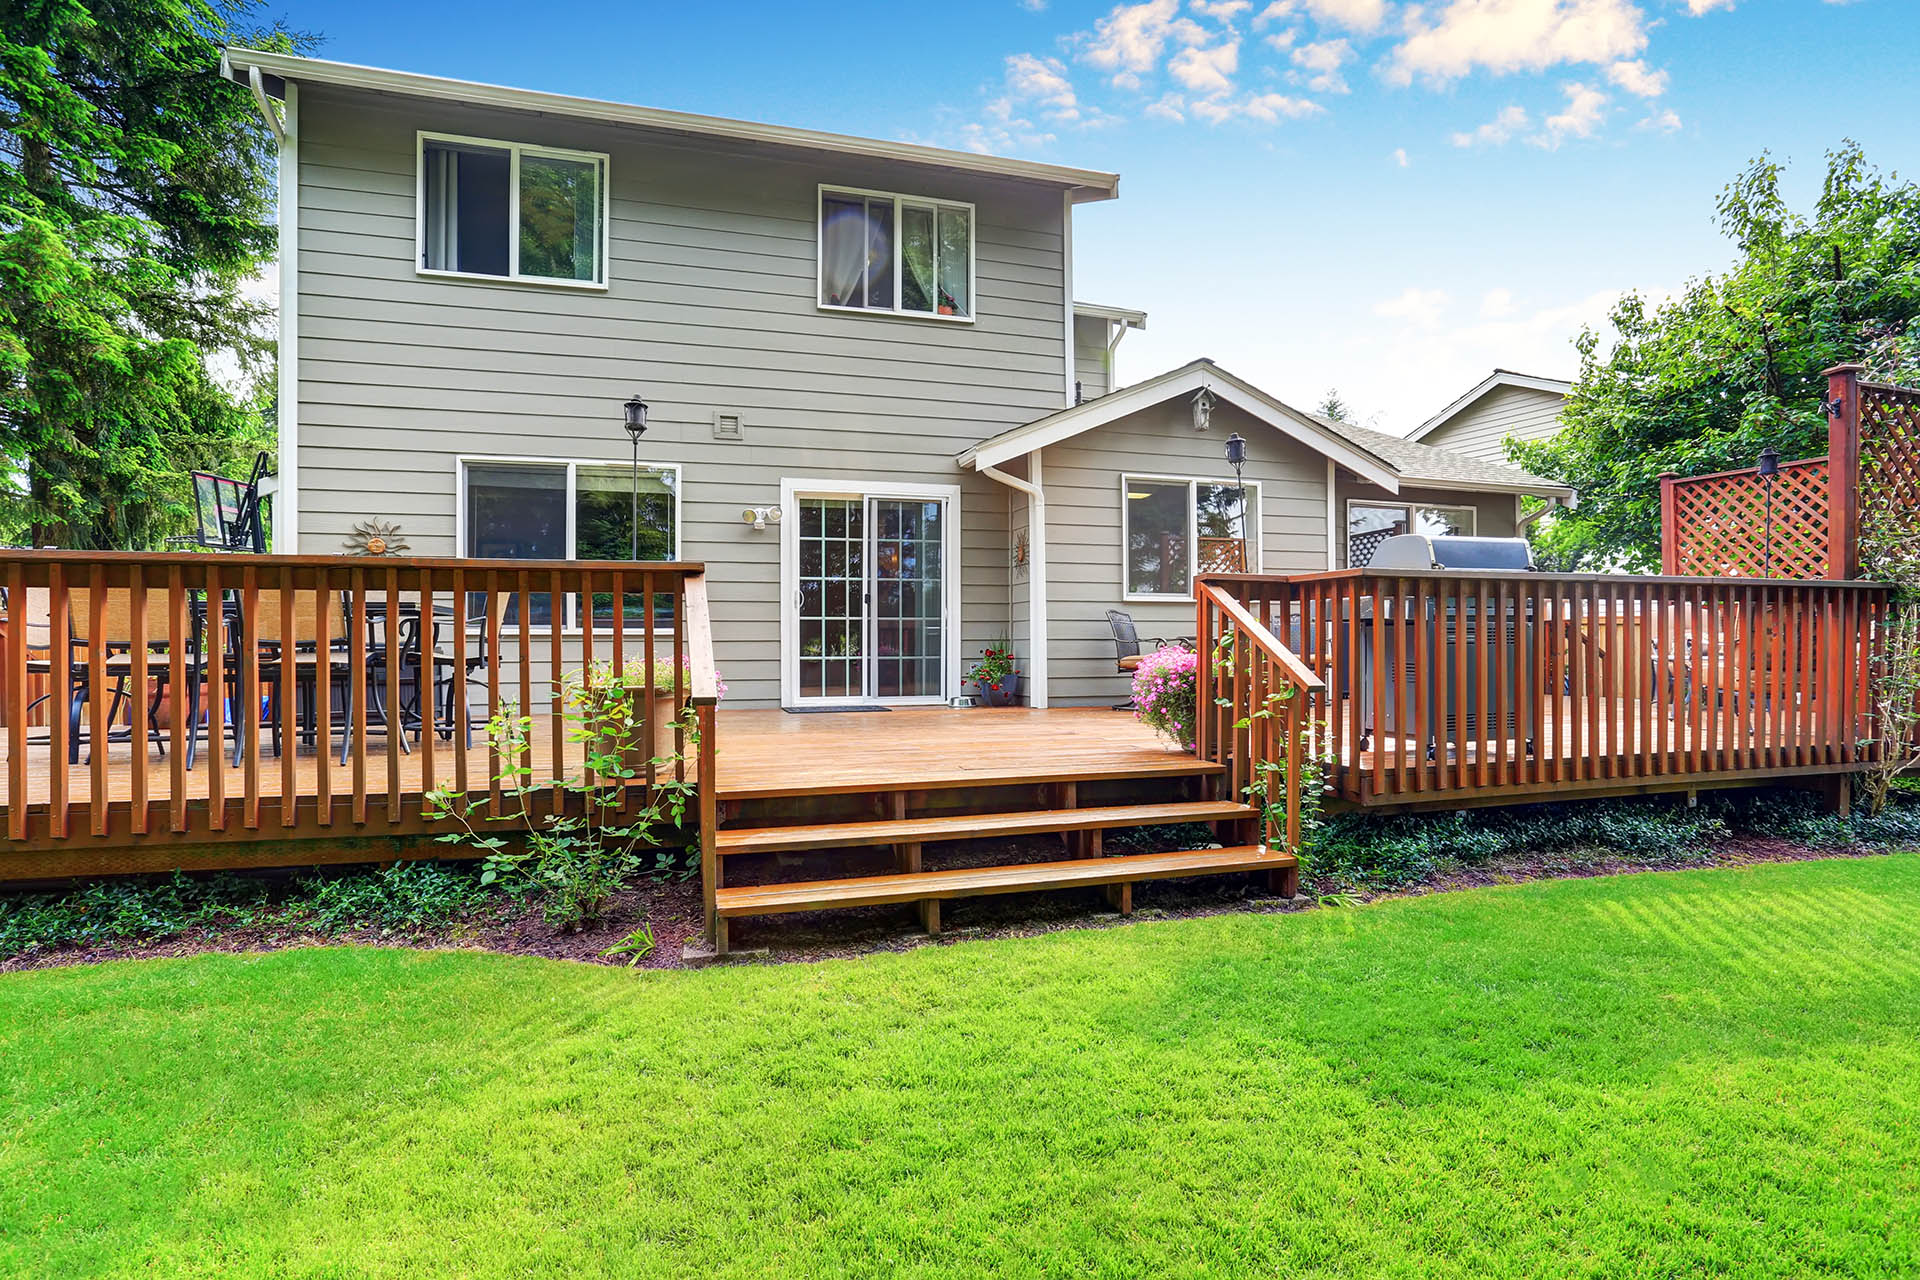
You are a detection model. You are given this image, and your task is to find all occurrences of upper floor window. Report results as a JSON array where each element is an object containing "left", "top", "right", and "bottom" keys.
[
  {"left": 818, "top": 186, "right": 973, "bottom": 321},
  {"left": 419, "top": 133, "right": 608, "bottom": 288}
]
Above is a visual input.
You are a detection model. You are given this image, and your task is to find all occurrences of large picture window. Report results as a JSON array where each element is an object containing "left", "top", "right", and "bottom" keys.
[
  {"left": 1123, "top": 475, "right": 1261, "bottom": 599},
  {"left": 1346, "top": 501, "right": 1477, "bottom": 567},
  {"left": 420, "top": 134, "right": 608, "bottom": 287},
  {"left": 461, "top": 459, "right": 679, "bottom": 628},
  {"left": 819, "top": 186, "right": 973, "bottom": 320}
]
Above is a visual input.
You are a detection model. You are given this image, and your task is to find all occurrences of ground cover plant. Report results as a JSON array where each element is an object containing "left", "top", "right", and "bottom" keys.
[{"left": 2, "top": 855, "right": 1915, "bottom": 1277}]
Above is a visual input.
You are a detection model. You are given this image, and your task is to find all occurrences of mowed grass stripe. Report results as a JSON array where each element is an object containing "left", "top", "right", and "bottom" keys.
[{"left": 1, "top": 855, "right": 1916, "bottom": 1278}]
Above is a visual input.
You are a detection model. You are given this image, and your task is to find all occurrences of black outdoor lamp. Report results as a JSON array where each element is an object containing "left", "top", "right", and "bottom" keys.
[
  {"left": 1756, "top": 444, "right": 1780, "bottom": 578},
  {"left": 1224, "top": 432, "right": 1249, "bottom": 571},
  {"left": 622, "top": 394, "right": 649, "bottom": 561}
]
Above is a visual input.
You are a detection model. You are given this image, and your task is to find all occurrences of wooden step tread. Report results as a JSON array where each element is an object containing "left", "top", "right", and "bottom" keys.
[
  {"left": 715, "top": 846, "right": 1292, "bottom": 918},
  {"left": 715, "top": 757, "right": 1223, "bottom": 801},
  {"left": 717, "top": 801, "right": 1258, "bottom": 856}
]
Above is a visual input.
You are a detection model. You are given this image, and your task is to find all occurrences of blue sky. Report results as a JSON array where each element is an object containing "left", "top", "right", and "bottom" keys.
[{"left": 277, "top": 0, "right": 1913, "bottom": 432}]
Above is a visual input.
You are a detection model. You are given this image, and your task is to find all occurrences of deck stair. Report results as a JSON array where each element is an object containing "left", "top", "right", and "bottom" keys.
[{"left": 706, "top": 754, "right": 1297, "bottom": 952}]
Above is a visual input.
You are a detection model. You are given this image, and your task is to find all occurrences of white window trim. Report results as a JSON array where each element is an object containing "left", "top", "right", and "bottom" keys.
[
  {"left": 778, "top": 476, "right": 964, "bottom": 709},
  {"left": 816, "top": 183, "right": 977, "bottom": 324},
  {"left": 1344, "top": 499, "right": 1478, "bottom": 566},
  {"left": 1120, "top": 472, "right": 1264, "bottom": 604},
  {"left": 454, "top": 455, "right": 684, "bottom": 634},
  {"left": 416, "top": 131, "right": 611, "bottom": 291}
]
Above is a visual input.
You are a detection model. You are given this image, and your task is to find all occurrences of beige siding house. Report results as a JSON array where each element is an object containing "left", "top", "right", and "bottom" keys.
[
  {"left": 225, "top": 49, "right": 1571, "bottom": 711},
  {"left": 1407, "top": 369, "right": 1572, "bottom": 464}
]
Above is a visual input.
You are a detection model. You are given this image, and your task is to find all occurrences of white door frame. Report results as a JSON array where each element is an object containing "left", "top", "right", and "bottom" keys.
[{"left": 780, "top": 476, "right": 963, "bottom": 708}]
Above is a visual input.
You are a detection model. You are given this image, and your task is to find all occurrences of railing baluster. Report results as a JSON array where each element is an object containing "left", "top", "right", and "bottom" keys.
[
  {"left": 48, "top": 566, "right": 68, "bottom": 841},
  {"left": 451, "top": 567, "right": 468, "bottom": 797},
  {"left": 349, "top": 567, "right": 367, "bottom": 824},
  {"left": 315, "top": 569, "right": 333, "bottom": 826},
  {"left": 384, "top": 565, "right": 401, "bottom": 825},
  {"left": 5, "top": 563, "right": 25, "bottom": 841},
  {"left": 518, "top": 568, "right": 533, "bottom": 811},
  {"left": 673, "top": 577, "right": 687, "bottom": 781},
  {"left": 279, "top": 571, "right": 296, "bottom": 827},
  {"left": 86, "top": 565, "right": 107, "bottom": 837},
  {"left": 206, "top": 562, "right": 226, "bottom": 832},
  {"left": 643, "top": 569, "right": 657, "bottom": 801},
  {"left": 487, "top": 569, "right": 502, "bottom": 817},
  {"left": 168, "top": 566, "right": 187, "bottom": 833},
  {"left": 242, "top": 566, "right": 261, "bottom": 829},
  {"left": 549, "top": 568, "right": 564, "bottom": 802},
  {"left": 418, "top": 568, "right": 436, "bottom": 814},
  {"left": 130, "top": 566, "right": 149, "bottom": 836}
]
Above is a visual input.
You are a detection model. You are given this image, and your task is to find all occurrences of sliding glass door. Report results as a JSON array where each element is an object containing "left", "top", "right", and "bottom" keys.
[{"left": 792, "top": 491, "right": 950, "bottom": 705}]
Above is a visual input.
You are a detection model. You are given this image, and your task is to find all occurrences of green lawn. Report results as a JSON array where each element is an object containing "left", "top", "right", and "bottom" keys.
[{"left": 3, "top": 858, "right": 1917, "bottom": 1278}]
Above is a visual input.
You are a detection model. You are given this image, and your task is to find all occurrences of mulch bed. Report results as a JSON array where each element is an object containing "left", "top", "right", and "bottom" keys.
[{"left": 0, "top": 836, "right": 1896, "bottom": 975}]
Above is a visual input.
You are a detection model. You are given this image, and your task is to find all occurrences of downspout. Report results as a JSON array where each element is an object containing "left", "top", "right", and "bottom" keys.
[
  {"left": 1516, "top": 494, "right": 1569, "bottom": 534},
  {"left": 978, "top": 457, "right": 1048, "bottom": 710}
]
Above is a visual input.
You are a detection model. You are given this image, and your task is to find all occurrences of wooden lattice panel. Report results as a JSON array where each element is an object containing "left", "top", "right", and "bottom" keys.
[
  {"left": 1669, "top": 458, "right": 1830, "bottom": 579},
  {"left": 1197, "top": 537, "right": 1247, "bottom": 573},
  {"left": 1857, "top": 382, "right": 1920, "bottom": 579}
]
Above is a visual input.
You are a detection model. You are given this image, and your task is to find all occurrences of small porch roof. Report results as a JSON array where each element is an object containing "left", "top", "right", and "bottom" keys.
[{"left": 958, "top": 358, "right": 1575, "bottom": 500}]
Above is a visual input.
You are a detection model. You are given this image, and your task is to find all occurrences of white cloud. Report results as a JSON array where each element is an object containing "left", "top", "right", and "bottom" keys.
[
  {"left": 1170, "top": 39, "right": 1241, "bottom": 96},
  {"left": 1480, "top": 287, "right": 1515, "bottom": 317},
  {"left": 1019, "top": 0, "right": 1048, "bottom": 10},
  {"left": 1636, "top": 106, "right": 1682, "bottom": 132},
  {"left": 1191, "top": 90, "right": 1322, "bottom": 122},
  {"left": 1387, "top": 0, "right": 1647, "bottom": 86},
  {"left": 1392, "top": 146, "right": 1409, "bottom": 166},
  {"left": 1001, "top": 52, "right": 1082, "bottom": 120},
  {"left": 1081, "top": 0, "right": 1208, "bottom": 88},
  {"left": 1192, "top": 0, "right": 1253, "bottom": 19},
  {"left": 1263, "top": 29, "right": 1297, "bottom": 51},
  {"left": 1605, "top": 58, "right": 1667, "bottom": 97},
  {"left": 1528, "top": 81, "right": 1608, "bottom": 149},
  {"left": 1374, "top": 286, "right": 1451, "bottom": 327},
  {"left": 1685, "top": 0, "right": 1734, "bottom": 11},
  {"left": 1146, "top": 92, "right": 1188, "bottom": 120},
  {"left": 1291, "top": 38, "right": 1353, "bottom": 93},
  {"left": 1450, "top": 103, "right": 1530, "bottom": 147},
  {"left": 1253, "top": 0, "right": 1390, "bottom": 32}
]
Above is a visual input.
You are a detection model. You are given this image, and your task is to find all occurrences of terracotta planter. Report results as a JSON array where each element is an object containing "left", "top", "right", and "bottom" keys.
[{"left": 590, "top": 689, "right": 683, "bottom": 773}]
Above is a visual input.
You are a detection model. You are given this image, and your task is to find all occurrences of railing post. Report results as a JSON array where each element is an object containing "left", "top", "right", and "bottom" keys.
[
  {"left": 1825, "top": 363, "right": 1864, "bottom": 580},
  {"left": 1659, "top": 471, "right": 1679, "bottom": 575}
]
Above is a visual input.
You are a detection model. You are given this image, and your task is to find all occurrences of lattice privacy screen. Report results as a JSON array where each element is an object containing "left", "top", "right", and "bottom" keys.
[
  {"left": 1667, "top": 458, "right": 1831, "bottom": 579},
  {"left": 1857, "top": 383, "right": 1920, "bottom": 580}
]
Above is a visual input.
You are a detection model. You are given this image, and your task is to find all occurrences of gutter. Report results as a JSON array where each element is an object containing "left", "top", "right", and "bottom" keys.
[{"left": 977, "top": 461, "right": 1049, "bottom": 710}]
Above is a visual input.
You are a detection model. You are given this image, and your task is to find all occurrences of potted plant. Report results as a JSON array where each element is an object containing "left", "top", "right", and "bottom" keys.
[
  {"left": 1131, "top": 645, "right": 1199, "bottom": 751},
  {"left": 966, "top": 642, "right": 1021, "bottom": 707}
]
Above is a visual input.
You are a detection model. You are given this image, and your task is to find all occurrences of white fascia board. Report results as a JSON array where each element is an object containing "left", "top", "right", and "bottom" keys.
[
  {"left": 1072, "top": 301, "right": 1147, "bottom": 330},
  {"left": 1395, "top": 475, "right": 1577, "bottom": 500},
  {"left": 222, "top": 49, "right": 1120, "bottom": 202},
  {"left": 1407, "top": 369, "right": 1574, "bottom": 442},
  {"left": 960, "top": 360, "right": 1402, "bottom": 493}
]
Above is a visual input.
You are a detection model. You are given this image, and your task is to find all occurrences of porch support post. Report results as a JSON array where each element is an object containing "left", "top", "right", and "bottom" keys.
[
  {"left": 1825, "top": 363, "right": 1864, "bottom": 581},
  {"left": 1659, "top": 471, "right": 1678, "bottom": 575}
]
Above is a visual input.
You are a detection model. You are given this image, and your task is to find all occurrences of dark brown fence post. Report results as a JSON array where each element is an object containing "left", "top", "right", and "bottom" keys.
[{"left": 1826, "top": 363, "right": 1864, "bottom": 580}]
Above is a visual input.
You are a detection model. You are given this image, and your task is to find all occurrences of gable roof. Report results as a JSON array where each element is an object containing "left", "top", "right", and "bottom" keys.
[
  {"left": 959, "top": 359, "right": 1403, "bottom": 492},
  {"left": 221, "top": 49, "right": 1120, "bottom": 203},
  {"left": 1406, "top": 368, "right": 1573, "bottom": 444},
  {"left": 959, "top": 358, "right": 1573, "bottom": 499}
]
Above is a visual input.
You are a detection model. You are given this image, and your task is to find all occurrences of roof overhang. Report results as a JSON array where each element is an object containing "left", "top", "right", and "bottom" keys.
[
  {"left": 1394, "top": 474, "right": 1577, "bottom": 500},
  {"left": 960, "top": 359, "right": 1402, "bottom": 493},
  {"left": 1407, "top": 368, "right": 1573, "bottom": 443},
  {"left": 220, "top": 49, "right": 1122, "bottom": 203},
  {"left": 1073, "top": 301, "right": 1147, "bottom": 331}
]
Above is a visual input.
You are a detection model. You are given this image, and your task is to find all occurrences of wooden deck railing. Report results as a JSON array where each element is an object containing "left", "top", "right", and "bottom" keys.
[
  {"left": 0, "top": 550, "right": 710, "bottom": 871},
  {"left": 1196, "top": 578, "right": 1326, "bottom": 852},
  {"left": 1203, "top": 570, "right": 1890, "bottom": 807}
]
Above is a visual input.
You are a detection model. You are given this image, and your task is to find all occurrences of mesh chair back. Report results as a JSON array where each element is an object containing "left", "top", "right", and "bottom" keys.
[
  {"left": 66, "top": 588, "right": 176, "bottom": 647},
  {"left": 250, "top": 590, "right": 346, "bottom": 645},
  {"left": 1106, "top": 609, "right": 1142, "bottom": 659}
]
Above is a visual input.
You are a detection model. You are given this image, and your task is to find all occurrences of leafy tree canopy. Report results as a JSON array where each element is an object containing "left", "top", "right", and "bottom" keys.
[
  {"left": 1512, "top": 142, "right": 1920, "bottom": 571},
  {"left": 1, "top": 0, "right": 309, "bottom": 548}
]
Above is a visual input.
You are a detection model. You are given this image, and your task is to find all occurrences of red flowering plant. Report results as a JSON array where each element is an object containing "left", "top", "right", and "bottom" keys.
[{"left": 965, "top": 642, "right": 1017, "bottom": 693}]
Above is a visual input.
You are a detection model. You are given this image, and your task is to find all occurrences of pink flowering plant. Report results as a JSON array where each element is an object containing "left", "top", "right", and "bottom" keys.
[{"left": 1131, "top": 645, "right": 1200, "bottom": 750}]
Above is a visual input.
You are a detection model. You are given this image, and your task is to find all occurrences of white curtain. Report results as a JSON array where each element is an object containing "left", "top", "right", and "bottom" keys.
[
  {"left": 423, "top": 145, "right": 459, "bottom": 271},
  {"left": 820, "top": 198, "right": 871, "bottom": 306}
]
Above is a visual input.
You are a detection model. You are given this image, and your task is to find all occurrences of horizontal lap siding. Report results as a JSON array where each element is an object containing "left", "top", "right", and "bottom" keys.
[
  {"left": 1419, "top": 385, "right": 1565, "bottom": 464},
  {"left": 1073, "top": 315, "right": 1110, "bottom": 402},
  {"left": 295, "top": 86, "right": 1064, "bottom": 705},
  {"left": 1042, "top": 398, "right": 1330, "bottom": 706}
]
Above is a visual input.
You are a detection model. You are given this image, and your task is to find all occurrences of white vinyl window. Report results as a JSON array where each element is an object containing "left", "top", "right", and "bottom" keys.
[
  {"left": 1346, "top": 501, "right": 1477, "bottom": 567},
  {"left": 459, "top": 458, "right": 680, "bottom": 630},
  {"left": 1123, "top": 475, "right": 1262, "bottom": 600},
  {"left": 418, "top": 132, "right": 609, "bottom": 287},
  {"left": 818, "top": 185, "right": 974, "bottom": 321}
]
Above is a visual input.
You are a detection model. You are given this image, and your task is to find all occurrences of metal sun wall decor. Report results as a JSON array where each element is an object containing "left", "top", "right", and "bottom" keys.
[{"left": 344, "top": 518, "right": 411, "bottom": 557}]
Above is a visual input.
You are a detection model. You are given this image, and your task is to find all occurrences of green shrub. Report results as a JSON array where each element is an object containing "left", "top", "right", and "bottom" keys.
[{"left": 300, "top": 861, "right": 496, "bottom": 933}]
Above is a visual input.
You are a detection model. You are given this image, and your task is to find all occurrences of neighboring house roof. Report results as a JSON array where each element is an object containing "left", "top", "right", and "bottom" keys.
[
  {"left": 1406, "top": 369, "right": 1572, "bottom": 444},
  {"left": 1072, "top": 301, "right": 1148, "bottom": 331},
  {"left": 220, "top": 49, "right": 1121, "bottom": 203},
  {"left": 958, "top": 358, "right": 1575, "bottom": 499}
]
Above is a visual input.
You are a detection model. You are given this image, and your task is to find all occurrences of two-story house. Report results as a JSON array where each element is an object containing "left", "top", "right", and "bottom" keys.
[{"left": 222, "top": 49, "right": 1571, "bottom": 710}]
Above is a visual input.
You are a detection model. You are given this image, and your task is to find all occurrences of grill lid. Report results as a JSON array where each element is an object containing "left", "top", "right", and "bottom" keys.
[{"left": 1367, "top": 534, "right": 1535, "bottom": 571}]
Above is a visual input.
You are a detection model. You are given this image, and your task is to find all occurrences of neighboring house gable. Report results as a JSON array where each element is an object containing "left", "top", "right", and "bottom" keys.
[{"left": 1408, "top": 370, "right": 1571, "bottom": 465}]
